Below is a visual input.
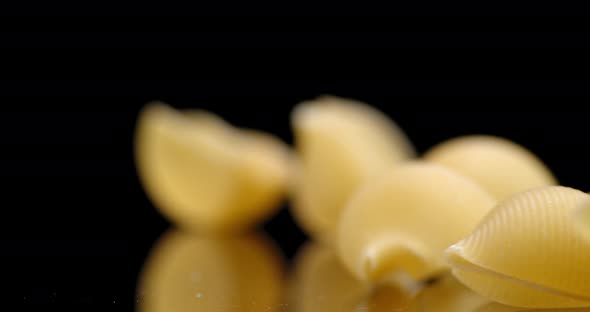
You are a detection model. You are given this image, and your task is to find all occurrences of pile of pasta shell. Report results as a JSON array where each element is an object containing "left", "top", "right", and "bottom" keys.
[{"left": 135, "top": 96, "right": 590, "bottom": 309}]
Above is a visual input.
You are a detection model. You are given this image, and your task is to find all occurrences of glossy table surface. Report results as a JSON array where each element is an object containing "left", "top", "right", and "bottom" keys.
[{"left": 135, "top": 228, "right": 590, "bottom": 312}]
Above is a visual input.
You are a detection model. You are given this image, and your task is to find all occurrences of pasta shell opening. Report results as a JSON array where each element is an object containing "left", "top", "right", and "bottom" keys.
[
  {"left": 414, "top": 274, "right": 491, "bottom": 312},
  {"left": 337, "top": 161, "right": 496, "bottom": 285},
  {"left": 362, "top": 237, "right": 439, "bottom": 283},
  {"left": 446, "top": 186, "right": 590, "bottom": 308},
  {"left": 447, "top": 244, "right": 590, "bottom": 308},
  {"left": 289, "top": 242, "right": 419, "bottom": 312}
]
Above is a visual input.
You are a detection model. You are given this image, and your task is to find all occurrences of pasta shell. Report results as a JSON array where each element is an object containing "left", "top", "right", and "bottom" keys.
[
  {"left": 424, "top": 135, "right": 557, "bottom": 200},
  {"left": 574, "top": 198, "right": 590, "bottom": 242},
  {"left": 135, "top": 102, "right": 290, "bottom": 233},
  {"left": 446, "top": 186, "right": 590, "bottom": 308},
  {"left": 414, "top": 274, "right": 491, "bottom": 311},
  {"left": 137, "top": 229, "right": 284, "bottom": 312},
  {"left": 288, "top": 242, "right": 417, "bottom": 312},
  {"left": 337, "top": 161, "right": 496, "bottom": 283},
  {"left": 290, "top": 95, "right": 415, "bottom": 242}
]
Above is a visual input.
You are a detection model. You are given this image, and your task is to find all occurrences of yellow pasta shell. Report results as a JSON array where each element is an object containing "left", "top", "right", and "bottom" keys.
[
  {"left": 414, "top": 274, "right": 491, "bottom": 311},
  {"left": 291, "top": 95, "right": 415, "bottom": 242},
  {"left": 288, "top": 243, "right": 369, "bottom": 312},
  {"left": 424, "top": 135, "right": 557, "bottom": 200},
  {"left": 446, "top": 186, "right": 590, "bottom": 308},
  {"left": 137, "top": 229, "right": 284, "bottom": 312},
  {"left": 574, "top": 198, "right": 590, "bottom": 242},
  {"left": 337, "top": 161, "right": 496, "bottom": 283},
  {"left": 135, "top": 102, "right": 290, "bottom": 233},
  {"left": 288, "top": 242, "right": 417, "bottom": 312}
]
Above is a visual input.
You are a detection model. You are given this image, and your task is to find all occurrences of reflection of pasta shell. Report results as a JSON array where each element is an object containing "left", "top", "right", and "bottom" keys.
[
  {"left": 288, "top": 243, "right": 368, "bottom": 312},
  {"left": 337, "top": 162, "right": 495, "bottom": 283},
  {"left": 447, "top": 186, "right": 590, "bottom": 308},
  {"left": 290, "top": 95, "right": 415, "bottom": 243},
  {"left": 574, "top": 198, "right": 590, "bottom": 242},
  {"left": 415, "top": 274, "right": 490, "bottom": 312},
  {"left": 135, "top": 103, "right": 290, "bottom": 233},
  {"left": 137, "top": 229, "right": 284, "bottom": 312},
  {"left": 424, "top": 135, "right": 556, "bottom": 200},
  {"left": 288, "top": 242, "right": 416, "bottom": 312}
]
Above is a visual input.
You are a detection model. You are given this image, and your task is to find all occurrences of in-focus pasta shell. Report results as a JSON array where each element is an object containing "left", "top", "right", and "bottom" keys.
[
  {"left": 290, "top": 95, "right": 415, "bottom": 242},
  {"left": 337, "top": 161, "right": 496, "bottom": 283},
  {"left": 574, "top": 198, "right": 590, "bottom": 242},
  {"left": 446, "top": 186, "right": 590, "bottom": 308},
  {"left": 135, "top": 102, "right": 290, "bottom": 233},
  {"left": 137, "top": 229, "right": 284, "bottom": 312},
  {"left": 424, "top": 135, "right": 557, "bottom": 200}
]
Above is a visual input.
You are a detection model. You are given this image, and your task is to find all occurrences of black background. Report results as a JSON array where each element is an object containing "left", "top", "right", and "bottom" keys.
[{"left": 1, "top": 28, "right": 590, "bottom": 309}]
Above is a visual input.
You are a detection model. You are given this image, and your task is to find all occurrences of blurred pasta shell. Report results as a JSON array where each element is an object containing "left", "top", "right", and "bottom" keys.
[
  {"left": 288, "top": 243, "right": 368, "bottom": 312},
  {"left": 337, "top": 161, "right": 496, "bottom": 284},
  {"left": 135, "top": 102, "right": 290, "bottom": 233},
  {"left": 290, "top": 95, "right": 415, "bottom": 242},
  {"left": 424, "top": 135, "right": 556, "bottom": 200},
  {"left": 288, "top": 242, "right": 417, "bottom": 312},
  {"left": 446, "top": 186, "right": 590, "bottom": 308},
  {"left": 414, "top": 274, "right": 491, "bottom": 312},
  {"left": 137, "top": 229, "right": 284, "bottom": 312}
]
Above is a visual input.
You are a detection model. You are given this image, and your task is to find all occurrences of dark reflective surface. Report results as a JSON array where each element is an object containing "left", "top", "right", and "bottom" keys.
[
  {"left": 137, "top": 229, "right": 284, "bottom": 312},
  {"left": 136, "top": 230, "right": 590, "bottom": 312}
]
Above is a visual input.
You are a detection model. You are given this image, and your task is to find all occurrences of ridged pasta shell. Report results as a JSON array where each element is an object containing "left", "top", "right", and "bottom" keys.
[
  {"left": 337, "top": 161, "right": 496, "bottom": 283},
  {"left": 135, "top": 102, "right": 290, "bottom": 233},
  {"left": 288, "top": 242, "right": 417, "bottom": 312},
  {"left": 290, "top": 95, "right": 415, "bottom": 243},
  {"left": 574, "top": 198, "right": 590, "bottom": 242},
  {"left": 137, "top": 229, "right": 284, "bottom": 312},
  {"left": 446, "top": 186, "right": 590, "bottom": 308},
  {"left": 424, "top": 135, "right": 557, "bottom": 200}
]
